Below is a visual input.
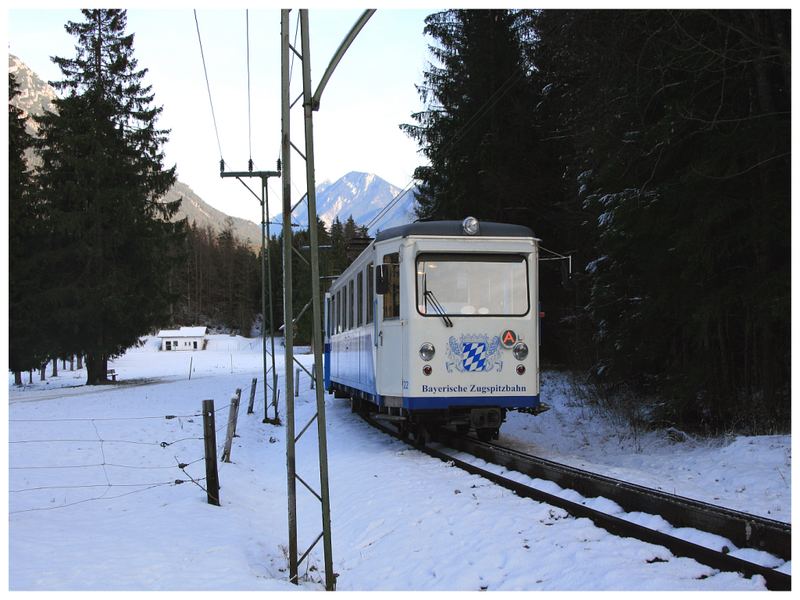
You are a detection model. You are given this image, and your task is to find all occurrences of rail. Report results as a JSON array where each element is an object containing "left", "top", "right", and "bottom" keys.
[{"left": 360, "top": 413, "right": 791, "bottom": 591}]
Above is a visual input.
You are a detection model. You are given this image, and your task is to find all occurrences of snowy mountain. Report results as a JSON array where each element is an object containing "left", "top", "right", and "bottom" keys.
[
  {"left": 8, "top": 54, "right": 57, "bottom": 136},
  {"left": 283, "top": 171, "right": 418, "bottom": 234}
]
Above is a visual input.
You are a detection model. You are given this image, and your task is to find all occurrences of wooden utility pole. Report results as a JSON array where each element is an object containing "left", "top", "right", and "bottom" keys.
[
  {"left": 201, "top": 399, "right": 221, "bottom": 506},
  {"left": 221, "top": 389, "right": 242, "bottom": 463}
]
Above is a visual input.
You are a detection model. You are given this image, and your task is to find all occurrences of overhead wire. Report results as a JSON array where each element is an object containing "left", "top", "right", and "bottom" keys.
[
  {"left": 193, "top": 9, "right": 224, "bottom": 164},
  {"left": 246, "top": 9, "right": 253, "bottom": 170},
  {"left": 366, "top": 65, "right": 528, "bottom": 232}
]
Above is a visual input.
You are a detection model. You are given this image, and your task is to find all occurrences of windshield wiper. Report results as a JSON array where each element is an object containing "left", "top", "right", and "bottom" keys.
[{"left": 424, "top": 289, "right": 453, "bottom": 327}]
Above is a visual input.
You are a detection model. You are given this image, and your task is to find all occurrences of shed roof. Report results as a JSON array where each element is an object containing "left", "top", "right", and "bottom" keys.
[{"left": 156, "top": 326, "right": 208, "bottom": 338}]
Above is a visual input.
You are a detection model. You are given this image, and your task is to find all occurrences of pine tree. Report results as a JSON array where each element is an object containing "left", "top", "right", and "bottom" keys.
[
  {"left": 34, "top": 9, "right": 184, "bottom": 385},
  {"left": 401, "top": 9, "right": 541, "bottom": 222},
  {"left": 402, "top": 9, "right": 575, "bottom": 365},
  {"left": 534, "top": 10, "right": 790, "bottom": 431},
  {"left": 9, "top": 73, "right": 47, "bottom": 384}
]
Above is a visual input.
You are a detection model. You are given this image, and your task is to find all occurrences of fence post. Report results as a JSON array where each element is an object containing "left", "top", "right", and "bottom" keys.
[
  {"left": 247, "top": 377, "right": 257, "bottom": 415},
  {"left": 295, "top": 367, "right": 300, "bottom": 397},
  {"left": 201, "top": 399, "right": 221, "bottom": 506},
  {"left": 221, "top": 389, "right": 242, "bottom": 463}
]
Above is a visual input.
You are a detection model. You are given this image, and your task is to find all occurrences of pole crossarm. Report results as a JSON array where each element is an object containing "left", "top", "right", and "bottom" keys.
[{"left": 221, "top": 170, "right": 281, "bottom": 179}]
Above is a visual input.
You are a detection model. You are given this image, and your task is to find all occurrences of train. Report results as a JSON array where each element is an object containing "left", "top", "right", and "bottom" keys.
[{"left": 324, "top": 217, "right": 547, "bottom": 444}]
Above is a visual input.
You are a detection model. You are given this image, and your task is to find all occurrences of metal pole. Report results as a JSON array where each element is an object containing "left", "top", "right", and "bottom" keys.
[
  {"left": 219, "top": 171, "right": 279, "bottom": 424},
  {"left": 260, "top": 182, "right": 269, "bottom": 423},
  {"left": 264, "top": 180, "right": 279, "bottom": 422},
  {"left": 280, "top": 9, "right": 298, "bottom": 585},
  {"left": 300, "top": 9, "right": 335, "bottom": 591}
]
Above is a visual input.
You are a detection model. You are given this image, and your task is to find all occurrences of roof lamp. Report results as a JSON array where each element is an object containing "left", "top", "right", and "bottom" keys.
[{"left": 463, "top": 216, "right": 480, "bottom": 236}]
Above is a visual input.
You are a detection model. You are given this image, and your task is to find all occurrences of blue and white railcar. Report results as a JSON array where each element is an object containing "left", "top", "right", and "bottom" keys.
[{"left": 324, "top": 218, "right": 544, "bottom": 442}]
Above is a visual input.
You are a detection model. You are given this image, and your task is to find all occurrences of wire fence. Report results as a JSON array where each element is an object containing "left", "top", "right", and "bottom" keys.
[{"left": 9, "top": 396, "right": 240, "bottom": 515}]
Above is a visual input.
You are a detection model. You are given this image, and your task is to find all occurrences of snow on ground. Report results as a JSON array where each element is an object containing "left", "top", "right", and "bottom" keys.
[{"left": 7, "top": 335, "right": 791, "bottom": 591}]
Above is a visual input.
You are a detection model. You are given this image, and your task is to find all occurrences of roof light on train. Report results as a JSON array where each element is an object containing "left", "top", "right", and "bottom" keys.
[{"left": 462, "top": 216, "right": 480, "bottom": 236}]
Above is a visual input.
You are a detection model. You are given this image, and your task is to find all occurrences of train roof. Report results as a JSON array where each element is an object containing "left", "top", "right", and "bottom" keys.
[{"left": 374, "top": 220, "right": 535, "bottom": 243}]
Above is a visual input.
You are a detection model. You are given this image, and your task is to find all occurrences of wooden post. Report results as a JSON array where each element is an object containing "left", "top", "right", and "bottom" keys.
[
  {"left": 247, "top": 377, "right": 257, "bottom": 414},
  {"left": 221, "top": 389, "right": 242, "bottom": 463},
  {"left": 201, "top": 399, "right": 221, "bottom": 506}
]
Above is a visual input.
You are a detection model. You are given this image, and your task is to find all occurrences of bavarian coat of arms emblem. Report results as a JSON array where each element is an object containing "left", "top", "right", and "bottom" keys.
[{"left": 446, "top": 334, "right": 503, "bottom": 373}]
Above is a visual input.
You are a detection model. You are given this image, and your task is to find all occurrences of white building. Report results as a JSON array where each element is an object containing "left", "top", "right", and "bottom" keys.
[{"left": 156, "top": 327, "right": 208, "bottom": 351}]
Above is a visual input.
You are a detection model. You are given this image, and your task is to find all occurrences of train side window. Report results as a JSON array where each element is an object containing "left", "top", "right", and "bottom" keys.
[
  {"left": 366, "top": 262, "right": 374, "bottom": 324},
  {"left": 326, "top": 296, "right": 331, "bottom": 337},
  {"left": 356, "top": 271, "right": 364, "bottom": 327},
  {"left": 332, "top": 293, "right": 337, "bottom": 335},
  {"left": 382, "top": 252, "right": 400, "bottom": 320},
  {"left": 348, "top": 279, "right": 354, "bottom": 330},
  {"left": 337, "top": 289, "right": 343, "bottom": 334}
]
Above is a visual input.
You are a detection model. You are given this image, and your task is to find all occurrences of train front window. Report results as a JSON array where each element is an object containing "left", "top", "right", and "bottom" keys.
[{"left": 416, "top": 253, "right": 529, "bottom": 317}]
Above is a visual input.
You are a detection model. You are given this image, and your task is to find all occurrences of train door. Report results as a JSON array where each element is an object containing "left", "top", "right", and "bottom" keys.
[{"left": 375, "top": 252, "right": 404, "bottom": 398}]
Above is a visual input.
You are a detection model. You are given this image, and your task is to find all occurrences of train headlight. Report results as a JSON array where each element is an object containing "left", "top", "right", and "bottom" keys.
[
  {"left": 419, "top": 342, "right": 435, "bottom": 361},
  {"left": 513, "top": 342, "right": 529, "bottom": 361},
  {"left": 462, "top": 216, "right": 480, "bottom": 236}
]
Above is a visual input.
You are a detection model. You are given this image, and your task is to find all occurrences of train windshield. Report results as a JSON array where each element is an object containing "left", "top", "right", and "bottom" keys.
[{"left": 416, "top": 253, "right": 529, "bottom": 317}]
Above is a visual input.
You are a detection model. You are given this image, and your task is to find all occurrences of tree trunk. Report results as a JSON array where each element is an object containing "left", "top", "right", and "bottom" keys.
[
  {"left": 85, "top": 353, "right": 109, "bottom": 385},
  {"left": 39, "top": 365, "right": 46, "bottom": 381},
  {"left": 77, "top": 354, "right": 83, "bottom": 370},
  {"left": 52, "top": 358, "right": 58, "bottom": 377},
  {"left": 14, "top": 371, "right": 22, "bottom": 386}
]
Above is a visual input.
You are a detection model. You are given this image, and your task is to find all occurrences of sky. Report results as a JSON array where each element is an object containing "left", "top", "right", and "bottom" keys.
[{"left": 7, "top": 7, "right": 436, "bottom": 225}]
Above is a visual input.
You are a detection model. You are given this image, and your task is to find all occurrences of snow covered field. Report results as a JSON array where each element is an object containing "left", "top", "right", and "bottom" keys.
[{"left": 7, "top": 335, "right": 791, "bottom": 591}]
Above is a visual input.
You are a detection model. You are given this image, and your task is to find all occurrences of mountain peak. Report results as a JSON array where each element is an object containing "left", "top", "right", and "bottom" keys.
[{"left": 285, "top": 172, "right": 416, "bottom": 232}]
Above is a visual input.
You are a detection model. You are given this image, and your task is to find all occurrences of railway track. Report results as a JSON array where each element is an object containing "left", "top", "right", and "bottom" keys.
[{"left": 361, "top": 413, "right": 791, "bottom": 591}]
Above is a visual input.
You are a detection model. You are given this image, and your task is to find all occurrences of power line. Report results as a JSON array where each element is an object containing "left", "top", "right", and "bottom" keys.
[
  {"left": 365, "top": 181, "right": 416, "bottom": 231},
  {"left": 193, "top": 9, "right": 224, "bottom": 162},
  {"left": 367, "top": 66, "right": 527, "bottom": 231},
  {"left": 246, "top": 9, "right": 253, "bottom": 168}
]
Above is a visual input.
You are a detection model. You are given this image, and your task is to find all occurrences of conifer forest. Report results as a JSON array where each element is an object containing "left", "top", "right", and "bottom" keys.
[{"left": 9, "top": 9, "right": 790, "bottom": 433}]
